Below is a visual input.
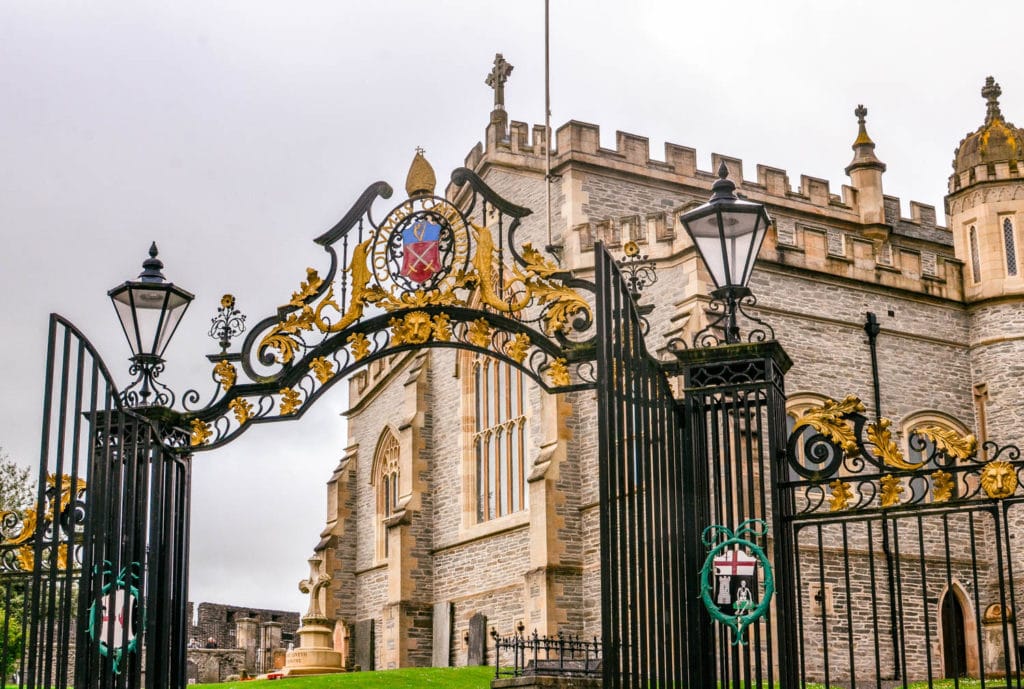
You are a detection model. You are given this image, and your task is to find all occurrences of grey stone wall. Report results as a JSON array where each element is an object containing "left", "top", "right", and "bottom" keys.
[{"left": 186, "top": 601, "right": 299, "bottom": 651}]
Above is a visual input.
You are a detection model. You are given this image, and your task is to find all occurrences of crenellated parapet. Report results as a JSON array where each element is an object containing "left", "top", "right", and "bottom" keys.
[{"left": 451, "top": 118, "right": 960, "bottom": 302}]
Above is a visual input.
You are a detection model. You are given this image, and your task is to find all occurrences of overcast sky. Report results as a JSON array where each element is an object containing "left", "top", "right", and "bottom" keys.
[{"left": 1, "top": 1, "right": 1021, "bottom": 614}]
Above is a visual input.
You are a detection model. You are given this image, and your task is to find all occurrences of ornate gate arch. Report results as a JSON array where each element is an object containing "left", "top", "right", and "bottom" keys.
[
  {"left": 182, "top": 154, "right": 599, "bottom": 451},
  {"left": 9, "top": 150, "right": 808, "bottom": 689}
]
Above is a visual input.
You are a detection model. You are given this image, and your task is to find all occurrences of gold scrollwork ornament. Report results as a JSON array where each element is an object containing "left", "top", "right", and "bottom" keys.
[
  {"left": 980, "top": 460, "right": 1017, "bottom": 499},
  {"left": 431, "top": 314, "right": 452, "bottom": 342},
  {"left": 932, "top": 470, "right": 954, "bottom": 503},
  {"left": 547, "top": 358, "right": 570, "bottom": 387},
  {"left": 504, "top": 333, "right": 531, "bottom": 364},
  {"left": 348, "top": 332, "right": 371, "bottom": 361},
  {"left": 468, "top": 318, "right": 492, "bottom": 349},
  {"left": 229, "top": 398, "right": 254, "bottom": 425},
  {"left": 280, "top": 388, "right": 302, "bottom": 415},
  {"left": 190, "top": 419, "right": 212, "bottom": 447},
  {"left": 310, "top": 356, "right": 335, "bottom": 384},
  {"left": 791, "top": 395, "right": 865, "bottom": 456},
  {"left": 828, "top": 479, "right": 854, "bottom": 511},
  {"left": 289, "top": 268, "right": 324, "bottom": 307},
  {"left": 879, "top": 474, "right": 904, "bottom": 508},
  {"left": 213, "top": 359, "right": 237, "bottom": 391},
  {"left": 867, "top": 418, "right": 924, "bottom": 470},
  {"left": 913, "top": 425, "right": 977, "bottom": 461}
]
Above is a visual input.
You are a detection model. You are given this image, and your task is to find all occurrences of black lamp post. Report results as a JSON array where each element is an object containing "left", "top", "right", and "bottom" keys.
[
  {"left": 679, "top": 163, "right": 772, "bottom": 344},
  {"left": 108, "top": 242, "right": 194, "bottom": 406}
]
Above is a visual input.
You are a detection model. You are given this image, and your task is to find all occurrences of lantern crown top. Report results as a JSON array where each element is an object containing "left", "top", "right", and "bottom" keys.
[
  {"left": 139, "top": 242, "right": 166, "bottom": 283},
  {"left": 710, "top": 162, "right": 738, "bottom": 202}
]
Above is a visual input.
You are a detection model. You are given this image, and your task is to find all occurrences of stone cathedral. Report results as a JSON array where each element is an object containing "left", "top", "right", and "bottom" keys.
[{"left": 307, "top": 67, "right": 1024, "bottom": 681}]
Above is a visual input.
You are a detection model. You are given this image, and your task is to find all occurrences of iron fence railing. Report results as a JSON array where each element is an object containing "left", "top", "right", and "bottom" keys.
[{"left": 493, "top": 629, "right": 603, "bottom": 679}]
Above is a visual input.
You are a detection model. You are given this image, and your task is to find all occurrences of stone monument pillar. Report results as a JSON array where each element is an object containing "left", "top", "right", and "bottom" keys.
[
  {"left": 282, "top": 555, "right": 345, "bottom": 676},
  {"left": 260, "top": 621, "right": 283, "bottom": 671},
  {"left": 235, "top": 617, "right": 259, "bottom": 672}
]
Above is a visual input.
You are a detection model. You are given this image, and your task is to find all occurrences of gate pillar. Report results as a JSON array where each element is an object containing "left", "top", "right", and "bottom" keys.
[
  {"left": 75, "top": 409, "right": 192, "bottom": 689},
  {"left": 671, "top": 341, "right": 796, "bottom": 689}
]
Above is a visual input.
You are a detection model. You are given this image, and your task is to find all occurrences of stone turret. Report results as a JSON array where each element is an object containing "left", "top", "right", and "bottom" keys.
[
  {"left": 845, "top": 105, "right": 888, "bottom": 233},
  {"left": 947, "top": 77, "right": 1024, "bottom": 449}
]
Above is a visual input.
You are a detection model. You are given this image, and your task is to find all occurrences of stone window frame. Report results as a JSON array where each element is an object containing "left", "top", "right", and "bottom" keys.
[
  {"left": 370, "top": 428, "right": 401, "bottom": 562},
  {"left": 467, "top": 352, "right": 529, "bottom": 523},
  {"left": 969, "top": 225, "right": 981, "bottom": 284},
  {"left": 1002, "top": 215, "right": 1018, "bottom": 277}
]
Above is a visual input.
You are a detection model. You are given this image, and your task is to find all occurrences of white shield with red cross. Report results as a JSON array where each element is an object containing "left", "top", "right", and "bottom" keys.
[{"left": 713, "top": 547, "right": 758, "bottom": 613}]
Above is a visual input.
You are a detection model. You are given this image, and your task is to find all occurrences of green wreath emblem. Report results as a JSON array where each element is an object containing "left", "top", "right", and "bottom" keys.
[
  {"left": 699, "top": 519, "right": 775, "bottom": 646},
  {"left": 87, "top": 562, "right": 144, "bottom": 674}
]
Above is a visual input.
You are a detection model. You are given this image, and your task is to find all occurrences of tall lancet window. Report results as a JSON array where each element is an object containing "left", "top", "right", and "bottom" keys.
[
  {"left": 1004, "top": 217, "right": 1018, "bottom": 277},
  {"left": 969, "top": 226, "right": 982, "bottom": 283},
  {"left": 373, "top": 429, "right": 400, "bottom": 560},
  {"left": 473, "top": 356, "right": 528, "bottom": 521}
]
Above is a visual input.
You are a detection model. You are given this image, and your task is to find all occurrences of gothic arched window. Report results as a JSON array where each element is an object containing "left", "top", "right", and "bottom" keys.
[
  {"left": 1003, "top": 217, "right": 1018, "bottom": 277},
  {"left": 372, "top": 429, "right": 400, "bottom": 560},
  {"left": 473, "top": 355, "right": 528, "bottom": 521},
  {"left": 969, "top": 226, "right": 981, "bottom": 283}
]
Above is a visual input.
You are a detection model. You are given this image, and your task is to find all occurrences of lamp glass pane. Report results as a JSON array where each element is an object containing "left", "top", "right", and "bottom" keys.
[
  {"left": 111, "top": 294, "right": 143, "bottom": 356},
  {"left": 153, "top": 290, "right": 191, "bottom": 358}
]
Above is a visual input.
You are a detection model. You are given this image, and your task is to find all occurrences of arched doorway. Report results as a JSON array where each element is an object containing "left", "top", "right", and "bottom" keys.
[{"left": 941, "top": 588, "right": 968, "bottom": 678}]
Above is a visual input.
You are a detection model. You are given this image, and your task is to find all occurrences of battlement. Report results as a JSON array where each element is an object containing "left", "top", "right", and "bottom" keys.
[
  {"left": 457, "top": 119, "right": 946, "bottom": 238},
  {"left": 948, "top": 158, "right": 1023, "bottom": 194}
]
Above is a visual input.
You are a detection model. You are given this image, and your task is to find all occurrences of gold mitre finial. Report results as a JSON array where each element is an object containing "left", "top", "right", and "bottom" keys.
[{"left": 405, "top": 147, "right": 436, "bottom": 198}]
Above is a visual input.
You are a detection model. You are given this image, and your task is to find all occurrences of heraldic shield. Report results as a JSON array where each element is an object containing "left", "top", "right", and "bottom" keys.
[{"left": 400, "top": 218, "right": 443, "bottom": 283}]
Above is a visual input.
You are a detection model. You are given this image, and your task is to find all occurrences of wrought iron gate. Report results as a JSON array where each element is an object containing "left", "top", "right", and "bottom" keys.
[
  {"left": 595, "top": 243, "right": 690, "bottom": 688},
  {"left": 781, "top": 396, "right": 1024, "bottom": 686},
  {"left": 0, "top": 315, "right": 192, "bottom": 689}
]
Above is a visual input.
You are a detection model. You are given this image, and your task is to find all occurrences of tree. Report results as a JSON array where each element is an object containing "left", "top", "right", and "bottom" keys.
[
  {"left": 0, "top": 449, "right": 33, "bottom": 683},
  {"left": 0, "top": 450, "right": 34, "bottom": 516}
]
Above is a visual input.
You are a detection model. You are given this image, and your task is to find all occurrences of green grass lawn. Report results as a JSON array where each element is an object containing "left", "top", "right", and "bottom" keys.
[
  {"left": 195, "top": 666, "right": 496, "bottom": 689},
  {"left": 194, "top": 669, "right": 1020, "bottom": 689}
]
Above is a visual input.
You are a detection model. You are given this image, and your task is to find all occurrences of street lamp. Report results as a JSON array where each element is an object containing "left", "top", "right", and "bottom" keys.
[
  {"left": 679, "top": 163, "right": 772, "bottom": 344},
  {"left": 108, "top": 242, "right": 194, "bottom": 406}
]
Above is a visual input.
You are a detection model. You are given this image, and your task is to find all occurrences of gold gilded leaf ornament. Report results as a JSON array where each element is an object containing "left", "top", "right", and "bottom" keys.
[
  {"left": 310, "top": 356, "right": 335, "bottom": 384},
  {"left": 791, "top": 395, "right": 865, "bottom": 456},
  {"left": 932, "top": 470, "right": 954, "bottom": 503},
  {"left": 348, "top": 332, "right": 371, "bottom": 361},
  {"left": 828, "top": 479, "right": 854, "bottom": 511},
  {"left": 431, "top": 314, "right": 452, "bottom": 342},
  {"left": 980, "top": 460, "right": 1017, "bottom": 499},
  {"left": 504, "top": 333, "right": 531, "bottom": 363},
  {"left": 190, "top": 419, "right": 212, "bottom": 447},
  {"left": 913, "top": 426, "right": 977, "bottom": 461},
  {"left": 280, "top": 387, "right": 302, "bottom": 415},
  {"left": 468, "top": 319, "right": 492, "bottom": 349},
  {"left": 259, "top": 306, "right": 316, "bottom": 365},
  {"left": 879, "top": 474, "right": 904, "bottom": 508},
  {"left": 213, "top": 360, "right": 237, "bottom": 391},
  {"left": 548, "top": 358, "right": 570, "bottom": 387},
  {"left": 229, "top": 398, "right": 254, "bottom": 425},
  {"left": 867, "top": 418, "right": 924, "bottom": 470},
  {"left": 289, "top": 268, "right": 324, "bottom": 307}
]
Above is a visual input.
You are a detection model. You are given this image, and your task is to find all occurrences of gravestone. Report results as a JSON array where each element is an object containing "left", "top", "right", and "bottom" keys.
[
  {"left": 353, "top": 619, "right": 375, "bottom": 671},
  {"left": 432, "top": 601, "right": 452, "bottom": 667},
  {"left": 467, "top": 612, "right": 487, "bottom": 666}
]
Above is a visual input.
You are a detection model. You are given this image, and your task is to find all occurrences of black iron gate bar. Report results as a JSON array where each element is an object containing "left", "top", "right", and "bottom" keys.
[
  {"left": 595, "top": 242, "right": 689, "bottom": 688},
  {"left": 783, "top": 394, "right": 1024, "bottom": 686}
]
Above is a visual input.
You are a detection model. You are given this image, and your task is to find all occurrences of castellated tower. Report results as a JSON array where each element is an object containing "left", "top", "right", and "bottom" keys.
[{"left": 947, "top": 77, "right": 1024, "bottom": 447}]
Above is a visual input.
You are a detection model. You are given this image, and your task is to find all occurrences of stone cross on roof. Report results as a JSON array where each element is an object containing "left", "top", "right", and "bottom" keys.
[
  {"left": 485, "top": 53, "right": 514, "bottom": 112},
  {"left": 983, "top": 76, "right": 1003, "bottom": 124}
]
